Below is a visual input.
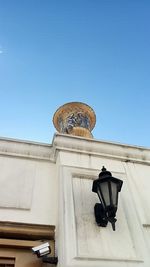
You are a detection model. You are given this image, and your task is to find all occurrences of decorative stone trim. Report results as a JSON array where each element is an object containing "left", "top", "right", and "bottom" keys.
[
  {"left": 1, "top": 133, "right": 150, "bottom": 165},
  {"left": 0, "top": 221, "right": 55, "bottom": 240},
  {"left": 52, "top": 133, "right": 150, "bottom": 165},
  {"left": 0, "top": 137, "right": 53, "bottom": 161}
]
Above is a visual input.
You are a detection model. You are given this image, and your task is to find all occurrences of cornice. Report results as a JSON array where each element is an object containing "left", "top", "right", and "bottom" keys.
[
  {"left": 1, "top": 134, "right": 150, "bottom": 165},
  {"left": 0, "top": 137, "right": 53, "bottom": 161},
  {"left": 52, "top": 133, "right": 150, "bottom": 165}
]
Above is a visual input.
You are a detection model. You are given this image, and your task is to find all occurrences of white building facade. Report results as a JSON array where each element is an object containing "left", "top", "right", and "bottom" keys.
[{"left": 0, "top": 132, "right": 150, "bottom": 267}]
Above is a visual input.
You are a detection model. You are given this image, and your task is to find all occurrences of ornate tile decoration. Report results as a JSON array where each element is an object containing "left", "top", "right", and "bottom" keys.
[{"left": 53, "top": 102, "right": 96, "bottom": 138}]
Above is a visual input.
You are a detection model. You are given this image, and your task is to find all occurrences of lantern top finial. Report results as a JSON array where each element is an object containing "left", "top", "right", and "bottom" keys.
[{"left": 99, "top": 166, "right": 112, "bottom": 178}]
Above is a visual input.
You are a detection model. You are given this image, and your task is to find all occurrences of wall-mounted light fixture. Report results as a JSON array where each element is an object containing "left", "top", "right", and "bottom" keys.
[{"left": 92, "top": 166, "right": 123, "bottom": 231}]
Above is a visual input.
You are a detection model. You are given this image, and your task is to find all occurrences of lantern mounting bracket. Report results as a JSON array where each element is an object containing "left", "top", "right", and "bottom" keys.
[
  {"left": 94, "top": 203, "right": 117, "bottom": 230},
  {"left": 94, "top": 203, "right": 108, "bottom": 227}
]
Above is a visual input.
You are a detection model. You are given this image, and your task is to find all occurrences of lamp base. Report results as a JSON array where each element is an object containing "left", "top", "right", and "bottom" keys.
[{"left": 94, "top": 203, "right": 108, "bottom": 227}]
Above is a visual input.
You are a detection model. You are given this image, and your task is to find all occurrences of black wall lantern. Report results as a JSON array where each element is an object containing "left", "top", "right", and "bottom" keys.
[{"left": 92, "top": 166, "right": 123, "bottom": 231}]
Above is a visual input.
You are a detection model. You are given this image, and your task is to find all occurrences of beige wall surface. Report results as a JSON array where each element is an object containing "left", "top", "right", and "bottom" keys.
[{"left": 0, "top": 138, "right": 58, "bottom": 225}]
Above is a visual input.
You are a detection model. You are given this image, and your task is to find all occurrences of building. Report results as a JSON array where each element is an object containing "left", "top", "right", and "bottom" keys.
[{"left": 0, "top": 102, "right": 150, "bottom": 267}]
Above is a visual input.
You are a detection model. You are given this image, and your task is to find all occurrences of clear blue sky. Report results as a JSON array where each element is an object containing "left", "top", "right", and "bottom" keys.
[{"left": 0, "top": 0, "right": 150, "bottom": 146}]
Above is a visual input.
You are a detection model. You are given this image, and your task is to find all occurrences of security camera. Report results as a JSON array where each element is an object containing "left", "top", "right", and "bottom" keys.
[{"left": 32, "top": 242, "right": 51, "bottom": 257}]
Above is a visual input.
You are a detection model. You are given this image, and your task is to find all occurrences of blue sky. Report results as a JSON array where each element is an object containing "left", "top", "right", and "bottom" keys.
[{"left": 0, "top": 0, "right": 150, "bottom": 146}]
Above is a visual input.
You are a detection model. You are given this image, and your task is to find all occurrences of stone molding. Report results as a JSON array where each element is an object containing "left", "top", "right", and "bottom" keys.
[
  {"left": 0, "top": 221, "right": 55, "bottom": 240},
  {"left": 0, "top": 137, "right": 53, "bottom": 161},
  {"left": 1, "top": 134, "right": 150, "bottom": 164},
  {"left": 52, "top": 133, "right": 150, "bottom": 165}
]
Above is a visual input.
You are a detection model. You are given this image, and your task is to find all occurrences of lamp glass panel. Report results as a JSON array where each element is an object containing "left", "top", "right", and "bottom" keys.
[
  {"left": 97, "top": 187, "right": 103, "bottom": 204},
  {"left": 99, "top": 181, "right": 110, "bottom": 207},
  {"left": 110, "top": 181, "right": 118, "bottom": 206}
]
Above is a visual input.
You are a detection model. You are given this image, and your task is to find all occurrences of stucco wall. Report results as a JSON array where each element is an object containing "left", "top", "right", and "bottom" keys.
[
  {"left": 0, "top": 138, "right": 58, "bottom": 225},
  {"left": 1, "top": 134, "right": 150, "bottom": 267},
  {"left": 53, "top": 134, "right": 150, "bottom": 267}
]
